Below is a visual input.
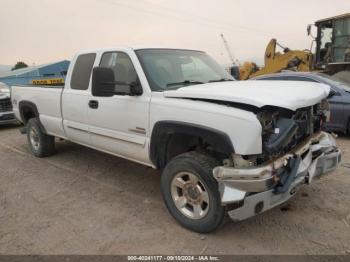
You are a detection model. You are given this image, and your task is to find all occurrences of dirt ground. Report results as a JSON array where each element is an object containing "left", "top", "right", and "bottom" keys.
[{"left": 0, "top": 124, "right": 349, "bottom": 255}]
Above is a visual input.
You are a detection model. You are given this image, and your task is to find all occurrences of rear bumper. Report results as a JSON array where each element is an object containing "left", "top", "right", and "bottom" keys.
[
  {"left": 0, "top": 112, "right": 17, "bottom": 125},
  {"left": 213, "top": 132, "right": 341, "bottom": 221}
]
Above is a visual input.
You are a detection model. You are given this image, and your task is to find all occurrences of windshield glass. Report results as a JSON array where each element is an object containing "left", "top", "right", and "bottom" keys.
[
  {"left": 136, "top": 49, "right": 233, "bottom": 91},
  {"left": 316, "top": 73, "right": 350, "bottom": 92}
]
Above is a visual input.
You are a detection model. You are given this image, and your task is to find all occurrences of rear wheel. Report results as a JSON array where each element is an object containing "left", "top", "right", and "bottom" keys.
[
  {"left": 161, "top": 151, "right": 225, "bottom": 233},
  {"left": 26, "top": 118, "right": 55, "bottom": 157}
]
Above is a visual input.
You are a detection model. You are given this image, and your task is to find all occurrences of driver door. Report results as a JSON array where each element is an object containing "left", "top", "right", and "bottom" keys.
[{"left": 88, "top": 51, "right": 151, "bottom": 164}]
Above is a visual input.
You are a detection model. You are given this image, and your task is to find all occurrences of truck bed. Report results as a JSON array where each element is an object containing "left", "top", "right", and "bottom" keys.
[{"left": 11, "top": 85, "right": 66, "bottom": 138}]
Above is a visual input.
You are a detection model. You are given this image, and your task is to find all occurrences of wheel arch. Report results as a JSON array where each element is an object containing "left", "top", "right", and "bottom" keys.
[
  {"left": 19, "top": 101, "right": 47, "bottom": 134},
  {"left": 18, "top": 101, "right": 39, "bottom": 124},
  {"left": 150, "top": 121, "right": 234, "bottom": 169}
]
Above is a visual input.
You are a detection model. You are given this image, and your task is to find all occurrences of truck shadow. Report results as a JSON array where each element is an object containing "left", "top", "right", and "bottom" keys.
[
  {"left": 52, "top": 139, "right": 162, "bottom": 201},
  {"left": 0, "top": 122, "right": 21, "bottom": 131}
]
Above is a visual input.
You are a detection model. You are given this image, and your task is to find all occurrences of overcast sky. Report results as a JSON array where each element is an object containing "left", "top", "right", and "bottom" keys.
[{"left": 0, "top": 0, "right": 349, "bottom": 66}]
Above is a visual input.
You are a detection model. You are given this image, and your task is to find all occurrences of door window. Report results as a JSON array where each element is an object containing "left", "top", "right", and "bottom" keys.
[{"left": 100, "top": 52, "right": 139, "bottom": 95}]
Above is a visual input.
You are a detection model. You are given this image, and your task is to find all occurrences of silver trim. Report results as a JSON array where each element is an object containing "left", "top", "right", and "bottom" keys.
[{"left": 128, "top": 127, "right": 146, "bottom": 135}]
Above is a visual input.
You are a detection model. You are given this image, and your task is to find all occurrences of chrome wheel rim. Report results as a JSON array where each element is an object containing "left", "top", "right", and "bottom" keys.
[
  {"left": 29, "top": 127, "right": 40, "bottom": 151},
  {"left": 171, "top": 172, "right": 210, "bottom": 220}
]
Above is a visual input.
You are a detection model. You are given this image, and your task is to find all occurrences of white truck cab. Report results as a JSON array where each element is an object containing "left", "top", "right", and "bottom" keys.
[{"left": 11, "top": 47, "right": 341, "bottom": 232}]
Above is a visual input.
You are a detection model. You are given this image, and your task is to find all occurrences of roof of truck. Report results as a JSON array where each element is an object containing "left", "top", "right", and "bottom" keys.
[
  {"left": 75, "top": 46, "right": 204, "bottom": 55},
  {"left": 133, "top": 45, "right": 201, "bottom": 50}
]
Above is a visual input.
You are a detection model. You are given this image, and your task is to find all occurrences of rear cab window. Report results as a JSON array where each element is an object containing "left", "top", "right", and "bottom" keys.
[{"left": 70, "top": 53, "right": 96, "bottom": 90}]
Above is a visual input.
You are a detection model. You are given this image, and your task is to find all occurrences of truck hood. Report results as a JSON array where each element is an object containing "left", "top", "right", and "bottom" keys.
[{"left": 164, "top": 80, "right": 330, "bottom": 111}]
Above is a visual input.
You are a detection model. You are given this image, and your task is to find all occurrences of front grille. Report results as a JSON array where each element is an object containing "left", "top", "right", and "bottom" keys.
[
  {"left": 0, "top": 98, "right": 12, "bottom": 112},
  {"left": 260, "top": 103, "right": 325, "bottom": 161}
]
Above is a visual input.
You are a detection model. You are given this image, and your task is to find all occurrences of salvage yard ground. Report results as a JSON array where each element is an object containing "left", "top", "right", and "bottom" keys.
[{"left": 0, "top": 124, "right": 350, "bottom": 255}]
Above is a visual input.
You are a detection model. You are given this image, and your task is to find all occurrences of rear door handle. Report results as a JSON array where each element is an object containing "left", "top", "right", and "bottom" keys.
[{"left": 89, "top": 100, "right": 99, "bottom": 109}]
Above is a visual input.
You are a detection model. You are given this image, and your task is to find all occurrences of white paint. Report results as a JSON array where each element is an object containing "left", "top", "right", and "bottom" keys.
[{"left": 164, "top": 80, "right": 330, "bottom": 111}]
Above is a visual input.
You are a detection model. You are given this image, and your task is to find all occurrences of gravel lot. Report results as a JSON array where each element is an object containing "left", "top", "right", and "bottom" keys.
[{"left": 0, "top": 124, "right": 349, "bottom": 255}]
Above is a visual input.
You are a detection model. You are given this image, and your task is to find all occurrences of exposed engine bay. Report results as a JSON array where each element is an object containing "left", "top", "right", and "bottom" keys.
[
  {"left": 231, "top": 99, "right": 330, "bottom": 167},
  {"left": 259, "top": 100, "right": 328, "bottom": 152}
]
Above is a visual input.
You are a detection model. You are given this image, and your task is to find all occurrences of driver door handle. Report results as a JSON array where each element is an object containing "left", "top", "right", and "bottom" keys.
[{"left": 89, "top": 100, "right": 99, "bottom": 109}]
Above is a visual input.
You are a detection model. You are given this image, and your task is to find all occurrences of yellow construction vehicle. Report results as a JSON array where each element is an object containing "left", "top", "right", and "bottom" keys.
[
  {"left": 239, "top": 39, "right": 313, "bottom": 80},
  {"left": 230, "top": 13, "right": 350, "bottom": 82},
  {"left": 309, "top": 13, "right": 350, "bottom": 83}
]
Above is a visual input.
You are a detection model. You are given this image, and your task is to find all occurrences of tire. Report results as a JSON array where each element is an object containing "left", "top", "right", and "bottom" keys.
[
  {"left": 26, "top": 118, "right": 55, "bottom": 157},
  {"left": 161, "top": 151, "right": 225, "bottom": 233}
]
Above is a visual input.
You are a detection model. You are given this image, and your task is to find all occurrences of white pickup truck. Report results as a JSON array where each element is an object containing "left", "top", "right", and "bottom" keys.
[{"left": 11, "top": 47, "right": 341, "bottom": 233}]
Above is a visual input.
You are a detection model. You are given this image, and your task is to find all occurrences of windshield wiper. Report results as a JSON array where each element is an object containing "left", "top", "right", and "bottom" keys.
[
  {"left": 166, "top": 80, "right": 204, "bottom": 87},
  {"left": 208, "top": 78, "right": 234, "bottom": 83}
]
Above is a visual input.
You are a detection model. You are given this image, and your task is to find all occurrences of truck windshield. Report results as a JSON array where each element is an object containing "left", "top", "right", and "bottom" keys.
[{"left": 136, "top": 49, "right": 234, "bottom": 91}]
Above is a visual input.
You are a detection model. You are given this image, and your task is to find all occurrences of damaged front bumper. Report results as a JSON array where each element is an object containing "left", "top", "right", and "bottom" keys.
[{"left": 213, "top": 132, "right": 341, "bottom": 221}]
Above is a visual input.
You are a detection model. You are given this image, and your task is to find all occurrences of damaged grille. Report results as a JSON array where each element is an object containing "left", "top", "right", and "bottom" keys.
[
  {"left": 0, "top": 98, "right": 12, "bottom": 113},
  {"left": 292, "top": 105, "right": 323, "bottom": 143},
  {"left": 259, "top": 103, "right": 325, "bottom": 158}
]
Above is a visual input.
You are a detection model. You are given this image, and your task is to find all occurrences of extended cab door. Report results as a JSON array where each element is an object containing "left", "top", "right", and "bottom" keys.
[
  {"left": 62, "top": 53, "right": 96, "bottom": 145},
  {"left": 87, "top": 50, "right": 151, "bottom": 165}
]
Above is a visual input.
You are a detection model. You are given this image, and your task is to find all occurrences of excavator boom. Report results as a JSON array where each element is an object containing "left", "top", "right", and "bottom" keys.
[{"left": 239, "top": 39, "right": 313, "bottom": 80}]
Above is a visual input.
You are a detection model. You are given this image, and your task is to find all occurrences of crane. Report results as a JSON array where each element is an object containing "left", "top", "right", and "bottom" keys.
[{"left": 220, "top": 33, "right": 239, "bottom": 66}]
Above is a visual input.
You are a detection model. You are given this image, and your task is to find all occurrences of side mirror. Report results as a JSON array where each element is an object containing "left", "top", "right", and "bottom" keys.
[
  {"left": 92, "top": 67, "right": 115, "bottom": 97},
  {"left": 130, "top": 81, "right": 143, "bottom": 96}
]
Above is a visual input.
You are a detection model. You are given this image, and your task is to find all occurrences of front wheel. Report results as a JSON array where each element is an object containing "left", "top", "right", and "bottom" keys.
[{"left": 161, "top": 151, "right": 225, "bottom": 233}]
